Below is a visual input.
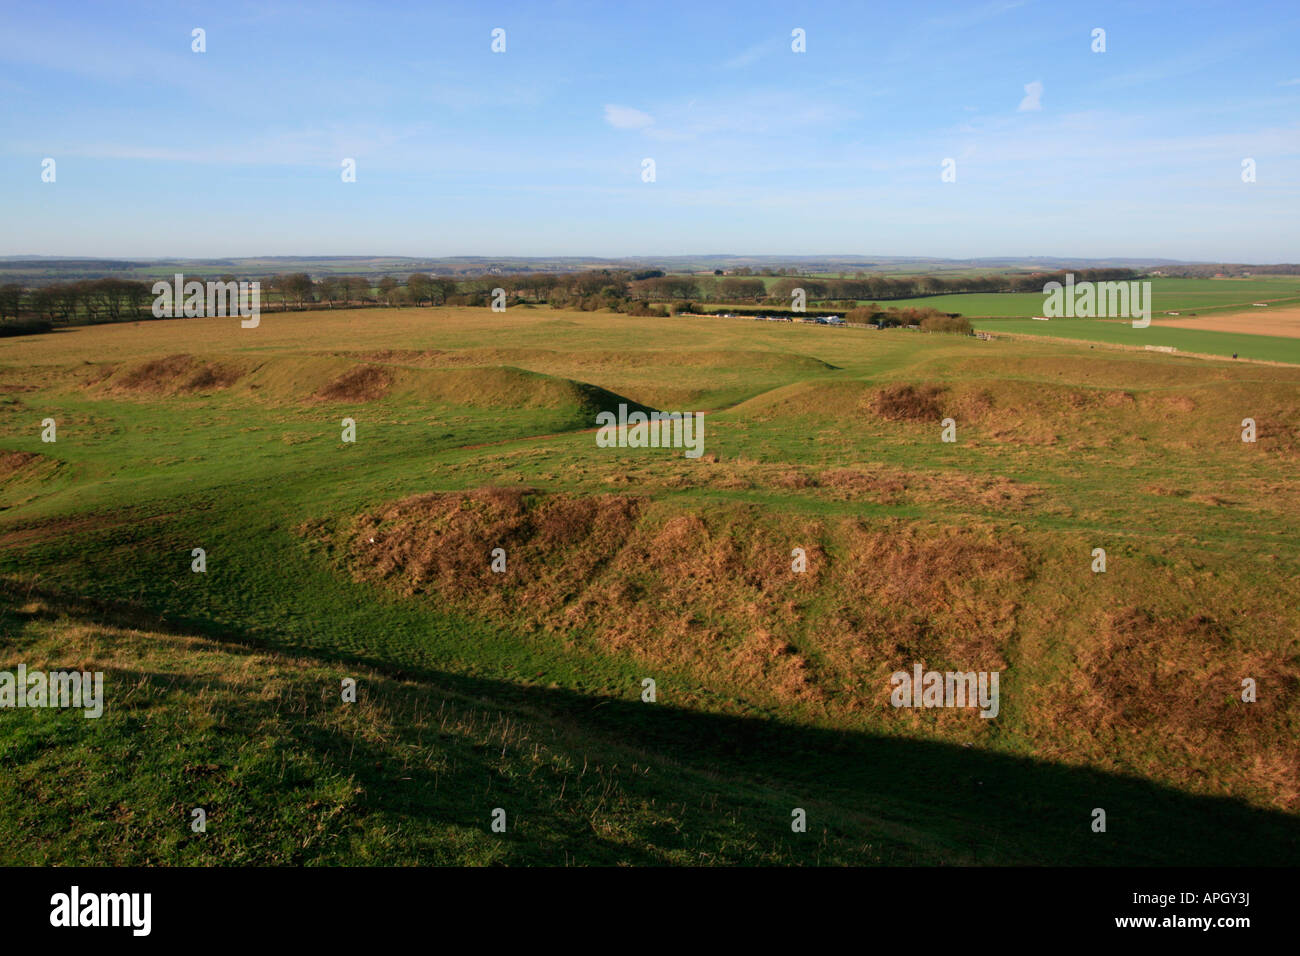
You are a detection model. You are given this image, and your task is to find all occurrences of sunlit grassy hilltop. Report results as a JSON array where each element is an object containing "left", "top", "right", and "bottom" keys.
[{"left": 2, "top": 307, "right": 1297, "bottom": 864}]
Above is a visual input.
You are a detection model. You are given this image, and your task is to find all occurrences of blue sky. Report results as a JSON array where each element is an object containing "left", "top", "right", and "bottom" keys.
[{"left": 2, "top": 0, "right": 1297, "bottom": 260}]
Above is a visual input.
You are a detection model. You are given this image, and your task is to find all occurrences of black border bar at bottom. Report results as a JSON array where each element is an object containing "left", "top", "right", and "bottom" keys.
[{"left": 5, "top": 865, "right": 1275, "bottom": 942}]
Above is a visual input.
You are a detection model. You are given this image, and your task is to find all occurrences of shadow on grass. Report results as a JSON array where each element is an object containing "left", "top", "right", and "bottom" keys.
[{"left": 2, "top": 577, "right": 1296, "bottom": 866}]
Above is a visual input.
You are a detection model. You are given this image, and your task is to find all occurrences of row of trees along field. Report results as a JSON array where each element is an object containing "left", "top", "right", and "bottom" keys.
[
  {"left": 1154, "top": 264, "right": 1300, "bottom": 277},
  {"left": 599, "top": 268, "right": 1142, "bottom": 304},
  {"left": 0, "top": 267, "right": 1141, "bottom": 331}
]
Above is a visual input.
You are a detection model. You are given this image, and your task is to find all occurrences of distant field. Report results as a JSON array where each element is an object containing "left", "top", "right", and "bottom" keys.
[
  {"left": 1157, "top": 306, "right": 1300, "bottom": 338},
  {"left": 873, "top": 277, "right": 1300, "bottom": 318},
  {"left": 2, "top": 306, "right": 1298, "bottom": 864},
  {"left": 676, "top": 275, "right": 1300, "bottom": 319},
  {"left": 973, "top": 316, "right": 1300, "bottom": 364}
]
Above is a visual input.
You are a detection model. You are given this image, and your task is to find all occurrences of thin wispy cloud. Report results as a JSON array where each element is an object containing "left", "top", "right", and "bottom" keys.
[
  {"left": 721, "top": 38, "right": 779, "bottom": 70},
  {"left": 1017, "top": 80, "right": 1043, "bottom": 112},
  {"left": 635, "top": 91, "right": 859, "bottom": 143},
  {"left": 604, "top": 104, "right": 654, "bottom": 130}
]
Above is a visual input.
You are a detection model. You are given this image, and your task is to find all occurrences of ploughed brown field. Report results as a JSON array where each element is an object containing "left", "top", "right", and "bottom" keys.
[{"left": 1155, "top": 306, "right": 1300, "bottom": 337}]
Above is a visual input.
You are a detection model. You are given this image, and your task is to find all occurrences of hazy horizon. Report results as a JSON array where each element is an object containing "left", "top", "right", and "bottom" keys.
[{"left": 0, "top": 252, "right": 1253, "bottom": 264}]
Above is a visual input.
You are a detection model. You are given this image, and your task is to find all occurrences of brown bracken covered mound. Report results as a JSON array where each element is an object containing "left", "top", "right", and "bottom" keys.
[
  {"left": 110, "top": 354, "right": 244, "bottom": 394},
  {"left": 871, "top": 383, "right": 947, "bottom": 421},
  {"left": 303, "top": 486, "right": 1300, "bottom": 812},
  {"left": 307, "top": 489, "right": 1030, "bottom": 724},
  {"left": 345, "top": 487, "right": 638, "bottom": 612},
  {"left": 0, "top": 451, "right": 60, "bottom": 490},
  {"left": 313, "top": 364, "right": 395, "bottom": 402},
  {"left": 0, "top": 451, "right": 42, "bottom": 477},
  {"left": 1043, "top": 606, "right": 1300, "bottom": 809}
]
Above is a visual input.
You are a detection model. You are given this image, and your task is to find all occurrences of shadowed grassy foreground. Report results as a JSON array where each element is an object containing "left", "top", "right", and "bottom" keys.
[{"left": 2, "top": 582, "right": 1296, "bottom": 866}]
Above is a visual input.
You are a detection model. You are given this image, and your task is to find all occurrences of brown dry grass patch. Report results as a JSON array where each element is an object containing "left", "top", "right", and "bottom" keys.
[
  {"left": 0, "top": 451, "right": 42, "bottom": 477},
  {"left": 311, "top": 486, "right": 1300, "bottom": 808},
  {"left": 319, "top": 490, "right": 1031, "bottom": 719},
  {"left": 815, "top": 467, "right": 1036, "bottom": 509},
  {"left": 109, "top": 354, "right": 243, "bottom": 395},
  {"left": 870, "top": 383, "right": 946, "bottom": 422},
  {"left": 340, "top": 488, "right": 639, "bottom": 621},
  {"left": 313, "top": 364, "right": 395, "bottom": 402},
  {"left": 1047, "top": 607, "right": 1300, "bottom": 809}
]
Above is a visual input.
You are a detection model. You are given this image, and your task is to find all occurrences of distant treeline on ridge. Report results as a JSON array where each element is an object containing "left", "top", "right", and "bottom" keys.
[{"left": 0, "top": 268, "right": 1142, "bottom": 333}]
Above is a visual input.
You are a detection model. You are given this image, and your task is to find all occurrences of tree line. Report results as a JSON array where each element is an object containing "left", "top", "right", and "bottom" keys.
[{"left": 0, "top": 267, "right": 1144, "bottom": 332}]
